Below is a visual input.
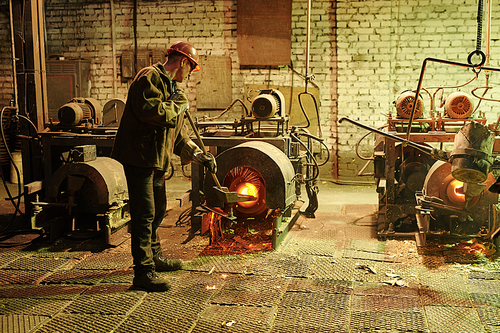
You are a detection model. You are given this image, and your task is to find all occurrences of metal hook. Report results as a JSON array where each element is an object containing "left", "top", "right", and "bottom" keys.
[{"left": 467, "top": 50, "right": 486, "bottom": 67}]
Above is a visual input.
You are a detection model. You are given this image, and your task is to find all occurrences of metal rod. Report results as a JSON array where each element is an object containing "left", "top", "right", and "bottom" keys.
[
  {"left": 110, "top": 0, "right": 117, "bottom": 97},
  {"left": 405, "top": 56, "right": 500, "bottom": 140},
  {"left": 339, "top": 116, "right": 436, "bottom": 156},
  {"left": 305, "top": 0, "right": 311, "bottom": 92},
  {"left": 184, "top": 110, "right": 223, "bottom": 189},
  {"left": 8, "top": 0, "right": 18, "bottom": 109},
  {"left": 485, "top": 0, "right": 491, "bottom": 85}
]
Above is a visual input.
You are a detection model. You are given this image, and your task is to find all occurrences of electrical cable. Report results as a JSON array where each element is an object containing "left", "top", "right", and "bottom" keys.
[
  {"left": 296, "top": 130, "right": 330, "bottom": 167},
  {"left": 204, "top": 99, "right": 249, "bottom": 121},
  {"left": 355, "top": 124, "right": 389, "bottom": 161},
  {"left": 290, "top": 132, "right": 319, "bottom": 182},
  {"left": 0, "top": 106, "right": 41, "bottom": 235},
  {"left": 0, "top": 107, "right": 23, "bottom": 220}
]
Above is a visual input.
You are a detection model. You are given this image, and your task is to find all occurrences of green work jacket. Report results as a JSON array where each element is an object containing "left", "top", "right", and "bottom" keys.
[{"left": 111, "top": 63, "right": 197, "bottom": 171}]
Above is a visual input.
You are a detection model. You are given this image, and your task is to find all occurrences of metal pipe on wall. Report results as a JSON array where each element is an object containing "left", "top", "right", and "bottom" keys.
[
  {"left": 305, "top": 0, "right": 311, "bottom": 92},
  {"left": 110, "top": 0, "right": 117, "bottom": 97},
  {"left": 35, "top": 0, "right": 48, "bottom": 129},
  {"left": 8, "top": 0, "right": 19, "bottom": 108},
  {"left": 484, "top": 0, "right": 491, "bottom": 84}
]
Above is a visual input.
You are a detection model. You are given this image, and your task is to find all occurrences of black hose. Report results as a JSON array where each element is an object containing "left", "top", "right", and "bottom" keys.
[
  {"left": 291, "top": 132, "right": 319, "bottom": 182},
  {"left": 0, "top": 107, "right": 23, "bottom": 221},
  {"left": 296, "top": 130, "right": 331, "bottom": 167},
  {"left": 0, "top": 107, "right": 41, "bottom": 235}
]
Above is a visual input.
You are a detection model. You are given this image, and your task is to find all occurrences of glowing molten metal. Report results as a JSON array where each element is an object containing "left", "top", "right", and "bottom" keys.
[
  {"left": 224, "top": 166, "right": 266, "bottom": 216},
  {"left": 236, "top": 182, "right": 258, "bottom": 208},
  {"left": 446, "top": 179, "right": 466, "bottom": 204}
]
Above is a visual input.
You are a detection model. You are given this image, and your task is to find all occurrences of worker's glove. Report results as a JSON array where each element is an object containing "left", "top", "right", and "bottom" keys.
[
  {"left": 169, "top": 91, "right": 189, "bottom": 114},
  {"left": 193, "top": 151, "right": 217, "bottom": 174}
]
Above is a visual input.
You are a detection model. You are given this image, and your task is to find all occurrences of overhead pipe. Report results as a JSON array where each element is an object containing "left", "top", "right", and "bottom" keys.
[{"left": 405, "top": 56, "right": 500, "bottom": 140}]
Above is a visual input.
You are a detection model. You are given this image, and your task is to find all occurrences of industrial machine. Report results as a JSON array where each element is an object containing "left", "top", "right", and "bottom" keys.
[
  {"left": 1, "top": 85, "right": 325, "bottom": 250},
  {"left": 1, "top": 0, "right": 324, "bottom": 251},
  {"left": 21, "top": 98, "right": 130, "bottom": 246},
  {"left": 340, "top": 49, "right": 500, "bottom": 246},
  {"left": 189, "top": 88, "right": 328, "bottom": 251}
]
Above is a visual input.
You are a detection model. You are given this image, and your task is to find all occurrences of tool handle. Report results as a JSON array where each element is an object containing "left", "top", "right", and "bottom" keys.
[{"left": 184, "top": 110, "right": 223, "bottom": 189}]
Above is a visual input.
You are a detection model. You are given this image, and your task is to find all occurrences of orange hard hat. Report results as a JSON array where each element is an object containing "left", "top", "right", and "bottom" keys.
[{"left": 166, "top": 41, "right": 200, "bottom": 72}]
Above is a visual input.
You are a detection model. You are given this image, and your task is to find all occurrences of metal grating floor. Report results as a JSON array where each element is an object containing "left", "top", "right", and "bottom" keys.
[
  {"left": 190, "top": 304, "right": 276, "bottom": 333},
  {"left": 2, "top": 200, "right": 500, "bottom": 333}
]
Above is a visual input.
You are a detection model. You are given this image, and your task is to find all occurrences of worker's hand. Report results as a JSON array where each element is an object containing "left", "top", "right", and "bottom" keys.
[{"left": 193, "top": 151, "right": 217, "bottom": 174}]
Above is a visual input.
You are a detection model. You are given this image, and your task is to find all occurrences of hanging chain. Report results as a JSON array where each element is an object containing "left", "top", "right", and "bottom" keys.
[
  {"left": 476, "top": 0, "right": 484, "bottom": 52},
  {"left": 468, "top": 0, "right": 486, "bottom": 67}
]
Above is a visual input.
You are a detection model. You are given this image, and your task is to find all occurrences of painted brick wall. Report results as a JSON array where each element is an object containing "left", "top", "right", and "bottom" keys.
[
  {"left": 0, "top": 0, "right": 498, "bottom": 180},
  {"left": 336, "top": 0, "right": 500, "bottom": 179}
]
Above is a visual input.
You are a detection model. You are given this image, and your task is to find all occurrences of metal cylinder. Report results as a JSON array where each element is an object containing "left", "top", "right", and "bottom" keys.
[
  {"left": 47, "top": 157, "right": 128, "bottom": 211},
  {"left": 395, "top": 91, "right": 423, "bottom": 119},
  {"left": 58, "top": 102, "right": 91, "bottom": 126},
  {"left": 205, "top": 141, "right": 296, "bottom": 214},
  {"left": 252, "top": 94, "right": 278, "bottom": 118},
  {"left": 251, "top": 90, "right": 285, "bottom": 119},
  {"left": 444, "top": 92, "right": 474, "bottom": 119},
  {"left": 450, "top": 121, "right": 494, "bottom": 183},
  {"left": 58, "top": 98, "right": 102, "bottom": 126}
]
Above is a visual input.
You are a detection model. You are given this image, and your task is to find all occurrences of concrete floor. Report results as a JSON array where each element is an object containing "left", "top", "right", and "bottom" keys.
[{"left": 0, "top": 176, "right": 500, "bottom": 332}]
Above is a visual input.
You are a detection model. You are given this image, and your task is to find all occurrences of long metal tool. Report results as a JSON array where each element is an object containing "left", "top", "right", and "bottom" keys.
[
  {"left": 184, "top": 109, "right": 223, "bottom": 189},
  {"left": 184, "top": 110, "right": 256, "bottom": 205},
  {"left": 339, "top": 116, "right": 450, "bottom": 162}
]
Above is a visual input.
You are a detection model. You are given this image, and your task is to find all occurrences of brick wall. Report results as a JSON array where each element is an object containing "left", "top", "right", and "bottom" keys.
[
  {"left": 336, "top": 0, "right": 500, "bottom": 179},
  {"left": 0, "top": 0, "right": 498, "bottom": 180},
  {"left": 0, "top": 2, "right": 12, "bottom": 104}
]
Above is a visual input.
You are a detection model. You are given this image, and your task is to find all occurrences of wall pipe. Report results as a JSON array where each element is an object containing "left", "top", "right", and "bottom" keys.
[
  {"left": 304, "top": 0, "right": 311, "bottom": 92},
  {"left": 110, "top": 0, "right": 117, "bottom": 97},
  {"left": 405, "top": 55, "right": 500, "bottom": 140},
  {"left": 8, "top": 0, "right": 19, "bottom": 109}
]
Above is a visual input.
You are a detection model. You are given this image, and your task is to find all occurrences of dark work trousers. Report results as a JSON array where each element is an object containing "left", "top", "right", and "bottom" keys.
[{"left": 123, "top": 164, "right": 167, "bottom": 273}]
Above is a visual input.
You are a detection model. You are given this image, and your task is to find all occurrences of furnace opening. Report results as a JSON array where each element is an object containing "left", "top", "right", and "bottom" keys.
[
  {"left": 199, "top": 166, "right": 276, "bottom": 255},
  {"left": 223, "top": 166, "right": 266, "bottom": 217}
]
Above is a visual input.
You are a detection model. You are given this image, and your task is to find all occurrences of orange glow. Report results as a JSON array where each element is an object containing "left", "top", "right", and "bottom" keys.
[
  {"left": 236, "top": 182, "right": 258, "bottom": 208},
  {"left": 224, "top": 166, "right": 266, "bottom": 216},
  {"left": 453, "top": 184, "right": 465, "bottom": 197},
  {"left": 447, "top": 179, "right": 466, "bottom": 204}
]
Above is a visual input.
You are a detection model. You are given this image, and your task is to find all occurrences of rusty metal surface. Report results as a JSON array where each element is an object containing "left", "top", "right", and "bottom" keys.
[
  {"left": 248, "top": 252, "right": 311, "bottom": 277},
  {"left": 36, "top": 313, "right": 125, "bottom": 333},
  {"left": 47, "top": 157, "right": 128, "bottom": 206},
  {"left": 272, "top": 307, "right": 350, "bottom": 333},
  {"left": 211, "top": 275, "right": 288, "bottom": 306},
  {"left": 184, "top": 255, "right": 254, "bottom": 274},
  {"left": 425, "top": 306, "right": 484, "bottom": 333},
  {"left": 278, "top": 236, "right": 341, "bottom": 257},
  {"left": 72, "top": 251, "right": 132, "bottom": 270},
  {"left": 0, "top": 314, "right": 48, "bottom": 333}
]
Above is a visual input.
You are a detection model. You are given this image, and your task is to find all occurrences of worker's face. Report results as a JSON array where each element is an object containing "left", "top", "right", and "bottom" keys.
[{"left": 174, "top": 56, "right": 196, "bottom": 83}]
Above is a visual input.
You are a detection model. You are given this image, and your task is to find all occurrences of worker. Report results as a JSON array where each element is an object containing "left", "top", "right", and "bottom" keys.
[{"left": 111, "top": 41, "right": 216, "bottom": 292}]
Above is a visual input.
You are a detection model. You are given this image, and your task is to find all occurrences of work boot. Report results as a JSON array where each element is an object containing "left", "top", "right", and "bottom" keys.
[
  {"left": 154, "top": 256, "right": 183, "bottom": 272},
  {"left": 133, "top": 269, "right": 170, "bottom": 292}
]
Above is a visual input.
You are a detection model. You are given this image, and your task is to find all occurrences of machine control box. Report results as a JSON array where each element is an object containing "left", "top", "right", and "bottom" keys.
[{"left": 72, "top": 145, "right": 97, "bottom": 162}]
